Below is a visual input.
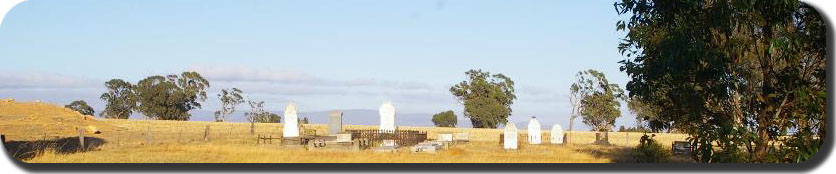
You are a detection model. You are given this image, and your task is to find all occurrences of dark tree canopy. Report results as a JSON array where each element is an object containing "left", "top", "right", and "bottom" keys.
[
  {"left": 432, "top": 110, "right": 458, "bottom": 127},
  {"left": 99, "top": 79, "right": 136, "bottom": 119},
  {"left": 65, "top": 100, "right": 95, "bottom": 116},
  {"left": 616, "top": 0, "right": 826, "bottom": 162},
  {"left": 450, "top": 69, "right": 516, "bottom": 128},
  {"left": 135, "top": 72, "right": 210, "bottom": 121},
  {"left": 627, "top": 96, "right": 664, "bottom": 133},
  {"left": 300, "top": 117, "right": 310, "bottom": 125}
]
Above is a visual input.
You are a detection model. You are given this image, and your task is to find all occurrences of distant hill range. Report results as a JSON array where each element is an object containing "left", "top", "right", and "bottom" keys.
[{"left": 131, "top": 109, "right": 440, "bottom": 127}]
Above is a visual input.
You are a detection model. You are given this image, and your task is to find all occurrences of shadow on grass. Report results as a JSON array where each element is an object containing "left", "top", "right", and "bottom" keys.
[
  {"left": 573, "top": 144, "right": 634, "bottom": 163},
  {"left": 2, "top": 135, "right": 106, "bottom": 161}
]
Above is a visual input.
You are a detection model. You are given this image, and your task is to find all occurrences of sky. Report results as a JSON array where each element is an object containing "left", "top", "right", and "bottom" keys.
[{"left": 0, "top": 0, "right": 638, "bottom": 130}]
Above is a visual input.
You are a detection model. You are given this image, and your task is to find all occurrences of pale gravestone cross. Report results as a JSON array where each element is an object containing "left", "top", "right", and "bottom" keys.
[
  {"left": 328, "top": 110, "right": 343, "bottom": 136},
  {"left": 283, "top": 102, "right": 300, "bottom": 138},
  {"left": 379, "top": 102, "right": 396, "bottom": 131},
  {"left": 503, "top": 123, "right": 518, "bottom": 150},
  {"left": 551, "top": 124, "right": 564, "bottom": 144},
  {"left": 528, "top": 117, "right": 542, "bottom": 144}
]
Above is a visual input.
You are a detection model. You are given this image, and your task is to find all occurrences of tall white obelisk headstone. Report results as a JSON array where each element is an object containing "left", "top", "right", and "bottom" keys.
[
  {"left": 528, "top": 117, "right": 542, "bottom": 144},
  {"left": 504, "top": 123, "right": 518, "bottom": 150},
  {"left": 551, "top": 124, "right": 564, "bottom": 144},
  {"left": 282, "top": 102, "right": 299, "bottom": 138},
  {"left": 379, "top": 101, "right": 396, "bottom": 131}
]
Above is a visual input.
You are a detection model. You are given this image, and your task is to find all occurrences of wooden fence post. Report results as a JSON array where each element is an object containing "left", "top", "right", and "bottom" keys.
[
  {"left": 77, "top": 128, "right": 85, "bottom": 151},
  {"left": 204, "top": 125, "right": 211, "bottom": 141},
  {"left": 626, "top": 132, "right": 630, "bottom": 146},
  {"left": 179, "top": 128, "right": 183, "bottom": 143},
  {"left": 117, "top": 131, "right": 121, "bottom": 146},
  {"left": 146, "top": 127, "right": 153, "bottom": 145}
]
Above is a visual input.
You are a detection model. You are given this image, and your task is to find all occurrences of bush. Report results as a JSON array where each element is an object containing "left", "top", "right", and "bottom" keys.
[
  {"left": 633, "top": 134, "right": 671, "bottom": 163},
  {"left": 65, "top": 100, "right": 95, "bottom": 116},
  {"left": 431, "top": 110, "right": 457, "bottom": 127}
]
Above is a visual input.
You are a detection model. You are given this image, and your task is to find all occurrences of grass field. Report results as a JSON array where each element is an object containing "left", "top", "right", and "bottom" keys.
[{"left": 1, "top": 100, "right": 692, "bottom": 163}]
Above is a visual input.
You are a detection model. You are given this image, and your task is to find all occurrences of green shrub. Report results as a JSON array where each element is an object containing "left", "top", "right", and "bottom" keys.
[
  {"left": 633, "top": 134, "right": 671, "bottom": 163},
  {"left": 432, "top": 110, "right": 457, "bottom": 127}
]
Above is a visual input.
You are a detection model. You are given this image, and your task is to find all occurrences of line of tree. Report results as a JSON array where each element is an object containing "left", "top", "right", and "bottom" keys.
[
  {"left": 100, "top": 72, "right": 210, "bottom": 120},
  {"left": 615, "top": 0, "right": 826, "bottom": 163},
  {"left": 134, "top": 72, "right": 210, "bottom": 120},
  {"left": 98, "top": 71, "right": 279, "bottom": 124}
]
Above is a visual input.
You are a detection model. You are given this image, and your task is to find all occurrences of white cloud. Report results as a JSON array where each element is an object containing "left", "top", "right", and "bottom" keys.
[
  {"left": 189, "top": 65, "right": 434, "bottom": 96},
  {"left": 189, "top": 65, "right": 319, "bottom": 83},
  {"left": 0, "top": 70, "right": 98, "bottom": 89}
]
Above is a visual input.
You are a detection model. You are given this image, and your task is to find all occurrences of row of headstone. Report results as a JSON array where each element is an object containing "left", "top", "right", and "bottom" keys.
[
  {"left": 282, "top": 101, "right": 398, "bottom": 138},
  {"left": 503, "top": 117, "right": 565, "bottom": 149},
  {"left": 283, "top": 101, "right": 565, "bottom": 150}
]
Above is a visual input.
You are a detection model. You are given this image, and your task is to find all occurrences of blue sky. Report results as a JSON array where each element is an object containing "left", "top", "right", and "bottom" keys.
[{"left": 0, "top": 0, "right": 637, "bottom": 130}]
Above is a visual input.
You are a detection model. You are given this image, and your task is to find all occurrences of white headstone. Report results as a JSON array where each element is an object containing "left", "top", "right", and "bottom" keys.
[
  {"left": 503, "top": 123, "right": 518, "bottom": 149},
  {"left": 438, "top": 134, "right": 453, "bottom": 142},
  {"left": 328, "top": 110, "right": 343, "bottom": 135},
  {"left": 528, "top": 117, "right": 542, "bottom": 144},
  {"left": 379, "top": 101, "right": 396, "bottom": 131},
  {"left": 282, "top": 102, "right": 300, "bottom": 138},
  {"left": 550, "top": 124, "right": 564, "bottom": 144}
]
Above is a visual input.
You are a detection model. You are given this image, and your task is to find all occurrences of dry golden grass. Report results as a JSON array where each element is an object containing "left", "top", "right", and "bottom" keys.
[
  {"left": 1, "top": 100, "right": 691, "bottom": 163},
  {"left": 0, "top": 100, "right": 124, "bottom": 141}
]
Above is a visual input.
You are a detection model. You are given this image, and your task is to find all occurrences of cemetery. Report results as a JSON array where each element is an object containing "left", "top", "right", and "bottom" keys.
[{"left": 1, "top": 100, "right": 693, "bottom": 163}]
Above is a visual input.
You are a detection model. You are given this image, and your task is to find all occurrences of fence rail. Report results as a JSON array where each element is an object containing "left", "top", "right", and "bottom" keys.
[{"left": 345, "top": 129, "right": 427, "bottom": 146}]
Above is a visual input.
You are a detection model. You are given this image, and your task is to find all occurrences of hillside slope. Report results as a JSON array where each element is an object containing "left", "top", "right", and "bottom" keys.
[{"left": 0, "top": 99, "right": 123, "bottom": 140}]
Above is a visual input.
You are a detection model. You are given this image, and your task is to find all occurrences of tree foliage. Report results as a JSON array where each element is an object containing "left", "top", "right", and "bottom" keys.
[
  {"left": 244, "top": 100, "right": 281, "bottom": 124},
  {"left": 135, "top": 72, "right": 210, "bottom": 120},
  {"left": 99, "top": 79, "right": 136, "bottom": 119},
  {"left": 572, "top": 69, "right": 625, "bottom": 132},
  {"left": 450, "top": 69, "right": 516, "bottom": 128},
  {"left": 432, "top": 110, "right": 458, "bottom": 127},
  {"left": 65, "top": 100, "right": 95, "bottom": 116},
  {"left": 615, "top": 0, "right": 826, "bottom": 162},
  {"left": 214, "top": 88, "right": 244, "bottom": 122},
  {"left": 626, "top": 96, "right": 664, "bottom": 132}
]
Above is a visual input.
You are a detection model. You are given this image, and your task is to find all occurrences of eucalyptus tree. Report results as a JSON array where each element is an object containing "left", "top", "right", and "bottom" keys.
[
  {"left": 450, "top": 69, "right": 516, "bottom": 128},
  {"left": 214, "top": 88, "right": 244, "bottom": 122},
  {"left": 616, "top": 0, "right": 825, "bottom": 162}
]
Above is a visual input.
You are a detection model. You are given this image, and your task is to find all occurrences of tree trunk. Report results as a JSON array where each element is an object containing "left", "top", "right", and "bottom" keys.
[
  {"left": 568, "top": 115, "right": 574, "bottom": 144},
  {"left": 250, "top": 122, "right": 255, "bottom": 135},
  {"left": 754, "top": 28, "right": 775, "bottom": 162}
]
